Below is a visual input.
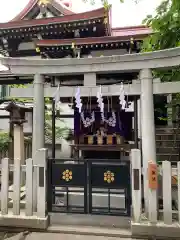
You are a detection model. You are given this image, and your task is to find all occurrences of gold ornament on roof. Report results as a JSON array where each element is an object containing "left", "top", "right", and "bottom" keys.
[
  {"left": 71, "top": 42, "right": 75, "bottom": 49},
  {"left": 35, "top": 47, "right": 40, "bottom": 53},
  {"left": 38, "top": 0, "right": 50, "bottom": 6},
  {"left": 104, "top": 171, "right": 115, "bottom": 184},
  {"left": 62, "top": 169, "right": 72, "bottom": 182},
  {"left": 130, "top": 38, "right": 134, "bottom": 44},
  {"left": 104, "top": 17, "right": 108, "bottom": 24}
]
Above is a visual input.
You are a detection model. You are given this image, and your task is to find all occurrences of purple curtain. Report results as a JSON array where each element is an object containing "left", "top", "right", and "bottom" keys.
[{"left": 74, "top": 109, "right": 132, "bottom": 140}]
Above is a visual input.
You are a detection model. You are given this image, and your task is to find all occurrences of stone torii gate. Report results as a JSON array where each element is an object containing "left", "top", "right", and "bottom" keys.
[{"left": 1, "top": 47, "right": 180, "bottom": 213}]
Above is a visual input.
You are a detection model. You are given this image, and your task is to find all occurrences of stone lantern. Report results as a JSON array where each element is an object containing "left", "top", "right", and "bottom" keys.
[{"left": 0, "top": 101, "right": 33, "bottom": 165}]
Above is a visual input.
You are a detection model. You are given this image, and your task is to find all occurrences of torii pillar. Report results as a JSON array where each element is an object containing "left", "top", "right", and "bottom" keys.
[
  {"left": 140, "top": 69, "right": 157, "bottom": 218},
  {"left": 32, "top": 74, "right": 45, "bottom": 211}
]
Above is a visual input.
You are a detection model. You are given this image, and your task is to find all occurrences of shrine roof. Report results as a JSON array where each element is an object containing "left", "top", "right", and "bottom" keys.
[
  {"left": 36, "top": 28, "right": 150, "bottom": 46},
  {"left": 0, "top": 8, "right": 106, "bottom": 29},
  {"left": 112, "top": 25, "right": 152, "bottom": 36},
  {"left": 10, "top": 0, "right": 74, "bottom": 22}
]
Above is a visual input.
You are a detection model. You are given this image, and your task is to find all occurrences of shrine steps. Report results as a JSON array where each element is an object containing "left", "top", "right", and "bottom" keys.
[{"left": 156, "top": 127, "right": 180, "bottom": 162}]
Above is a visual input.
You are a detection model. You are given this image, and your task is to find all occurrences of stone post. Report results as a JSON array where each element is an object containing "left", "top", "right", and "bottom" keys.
[
  {"left": 14, "top": 124, "right": 24, "bottom": 165},
  {"left": 140, "top": 69, "right": 157, "bottom": 216},
  {"left": 14, "top": 124, "right": 25, "bottom": 184},
  {"left": 32, "top": 74, "right": 45, "bottom": 211}
]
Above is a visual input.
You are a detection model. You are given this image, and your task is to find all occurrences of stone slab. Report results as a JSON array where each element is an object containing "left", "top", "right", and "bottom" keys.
[
  {"left": 6, "top": 232, "right": 29, "bottom": 240},
  {"left": 25, "top": 232, "right": 141, "bottom": 240},
  {"left": 50, "top": 213, "right": 130, "bottom": 229},
  {"left": 131, "top": 221, "right": 180, "bottom": 239},
  {"left": 47, "top": 225, "right": 132, "bottom": 238},
  {"left": 0, "top": 211, "right": 49, "bottom": 230}
]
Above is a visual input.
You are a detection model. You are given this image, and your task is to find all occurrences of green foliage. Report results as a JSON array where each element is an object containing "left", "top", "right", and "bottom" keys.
[
  {"left": 44, "top": 97, "right": 71, "bottom": 141},
  {"left": 82, "top": 0, "right": 124, "bottom": 9},
  {"left": 142, "top": 0, "right": 180, "bottom": 52},
  {"left": 0, "top": 131, "right": 10, "bottom": 151},
  {"left": 143, "top": 1, "right": 180, "bottom": 64},
  {"left": 142, "top": 0, "right": 180, "bottom": 115},
  {"left": 84, "top": 0, "right": 180, "bottom": 107},
  {"left": 82, "top": 0, "right": 140, "bottom": 7},
  {"left": 44, "top": 106, "right": 71, "bottom": 142},
  {"left": 45, "top": 121, "right": 70, "bottom": 142},
  {"left": 10, "top": 83, "right": 32, "bottom": 88},
  {"left": 82, "top": 0, "right": 110, "bottom": 7}
]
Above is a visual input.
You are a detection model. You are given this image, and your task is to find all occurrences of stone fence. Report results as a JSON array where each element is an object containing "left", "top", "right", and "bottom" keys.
[
  {"left": 0, "top": 148, "right": 48, "bottom": 229},
  {"left": 1, "top": 147, "right": 180, "bottom": 238},
  {"left": 131, "top": 149, "right": 180, "bottom": 239}
]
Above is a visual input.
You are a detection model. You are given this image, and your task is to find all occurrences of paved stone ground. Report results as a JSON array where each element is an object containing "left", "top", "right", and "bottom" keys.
[
  {"left": 50, "top": 213, "right": 131, "bottom": 229},
  {"left": 25, "top": 233, "right": 143, "bottom": 240},
  {"left": 47, "top": 224, "right": 132, "bottom": 237}
]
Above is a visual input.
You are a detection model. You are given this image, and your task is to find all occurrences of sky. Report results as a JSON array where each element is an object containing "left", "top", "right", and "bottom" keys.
[{"left": 0, "top": 0, "right": 162, "bottom": 27}]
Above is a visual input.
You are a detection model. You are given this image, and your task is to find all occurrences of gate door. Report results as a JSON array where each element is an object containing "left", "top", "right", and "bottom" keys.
[
  {"left": 47, "top": 159, "right": 87, "bottom": 213},
  {"left": 88, "top": 160, "right": 131, "bottom": 216}
]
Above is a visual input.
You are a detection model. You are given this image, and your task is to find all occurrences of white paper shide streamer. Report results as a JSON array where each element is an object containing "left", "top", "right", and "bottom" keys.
[
  {"left": 119, "top": 82, "right": 126, "bottom": 110},
  {"left": 53, "top": 84, "right": 61, "bottom": 111},
  {"left": 97, "top": 86, "right": 104, "bottom": 121},
  {"left": 75, "top": 87, "right": 82, "bottom": 113}
]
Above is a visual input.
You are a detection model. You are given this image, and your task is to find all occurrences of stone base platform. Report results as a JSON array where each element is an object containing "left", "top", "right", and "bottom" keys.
[
  {"left": 132, "top": 221, "right": 180, "bottom": 239},
  {"left": 0, "top": 210, "right": 49, "bottom": 230}
]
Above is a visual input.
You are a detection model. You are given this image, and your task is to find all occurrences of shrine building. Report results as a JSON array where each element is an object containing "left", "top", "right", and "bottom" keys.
[
  {"left": 0, "top": 0, "right": 174, "bottom": 162},
  {"left": 0, "top": 0, "right": 153, "bottom": 158},
  {"left": 0, "top": 0, "right": 151, "bottom": 59},
  {"left": 1, "top": 0, "right": 180, "bottom": 231}
]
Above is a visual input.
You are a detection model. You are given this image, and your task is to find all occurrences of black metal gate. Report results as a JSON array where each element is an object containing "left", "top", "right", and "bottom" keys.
[{"left": 47, "top": 159, "right": 131, "bottom": 216}]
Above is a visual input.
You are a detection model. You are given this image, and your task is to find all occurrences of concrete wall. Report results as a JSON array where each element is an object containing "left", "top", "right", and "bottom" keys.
[
  {"left": 46, "top": 141, "right": 71, "bottom": 158},
  {"left": 0, "top": 109, "right": 9, "bottom": 131}
]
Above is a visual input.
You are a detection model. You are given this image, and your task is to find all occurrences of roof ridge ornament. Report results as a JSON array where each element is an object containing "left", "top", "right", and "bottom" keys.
[{"left": 38, "top": 0, "right": 51, "bottom": 6}]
